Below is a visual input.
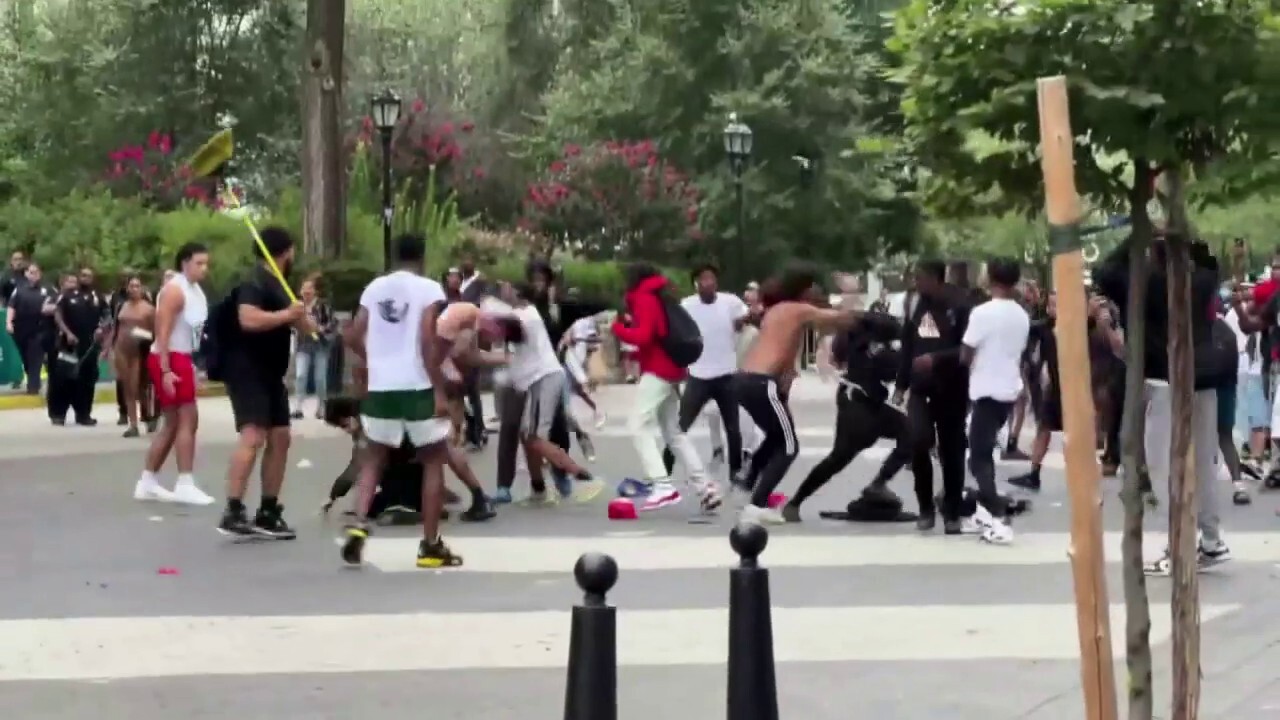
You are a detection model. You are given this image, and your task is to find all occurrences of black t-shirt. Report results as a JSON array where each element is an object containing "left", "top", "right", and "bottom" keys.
[{"left": 232, "top": 265, "right": 293, "bottom": 380}]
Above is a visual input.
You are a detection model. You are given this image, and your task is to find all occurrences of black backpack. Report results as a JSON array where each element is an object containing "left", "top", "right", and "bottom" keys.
[
  {"left": 657, "top": 293, "right": 703, "bottom": 367},
  {"left": 201, "top": 289, "right": 239, "bottom": 382},
  {"left": 1195, "top": 318, "right": 1238, "bottom": 390}
]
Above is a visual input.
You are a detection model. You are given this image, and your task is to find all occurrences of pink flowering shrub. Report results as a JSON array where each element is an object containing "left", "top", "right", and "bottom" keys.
[
  {"left": 518, "top": 140, "right": 702, "bottom": 262},
  {"left": 349, "top": 98, "right": 480, "bottom": 200},
  {"left": 101, "top": 131, "right": 236, "bottom": 210}
]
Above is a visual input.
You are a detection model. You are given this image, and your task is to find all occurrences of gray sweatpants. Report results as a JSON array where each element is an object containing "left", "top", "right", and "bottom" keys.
[{"left": 1143, "top": 381, "right": 1222, "bottom": 545}]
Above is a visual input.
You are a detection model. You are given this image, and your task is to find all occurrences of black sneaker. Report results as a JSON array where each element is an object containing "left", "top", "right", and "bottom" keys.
[
  {"left": 943, "top": 518, "right": 963, "bottom": 535},
  {"left": 117, "top": 415, "right": 128, "bottom": 426},
  {"left": 416, "top": 537, "right": 463, "bottom": 568},
  {"left": 253, "top": 506, "right": 297, "bottom": 540},
  {"left": 1007, "top": 472, "right": 1041, "bottom": 492},
  {"left": 781, "top": 503, "right": 802, "bottom": 523},
  {"left": 460, "top": 499, "right": 497, "bottom": 522},
  {"left": 916, "top": 511, "right": 936, "bottom": 531},
  {"left": 217, "top": 506, "right": 256, "bottom": 537},
  {"left": 341, "top": 524, "right": 369, "bottom": 565}
]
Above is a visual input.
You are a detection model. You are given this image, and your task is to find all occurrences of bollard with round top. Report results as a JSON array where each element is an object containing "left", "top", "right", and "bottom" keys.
[
  {"left": 564, "top": 552, "right": 619, "bottom": 720},
  {"left": 726, "top": 521, "right": 779, "bottom": 720}
]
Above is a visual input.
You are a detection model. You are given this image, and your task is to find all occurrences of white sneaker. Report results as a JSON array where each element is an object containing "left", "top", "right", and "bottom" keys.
[
  {"left": 979, "top": 520, "right": 1014, "bottom": 545},
  {"left": 957, "top": 516, "right": 983, "bottom": 534},
  {"left": 133, "top": 479, "right": 174, "bottom": 502},
  {"left": 740, "top": 503, "right": 786, "bottom": 526},
  {"left": 640, "top": 483, "right": 682, "bottom": 511},
  {"left": 170, "top": 480, "right": 215, "bottom": 506}
]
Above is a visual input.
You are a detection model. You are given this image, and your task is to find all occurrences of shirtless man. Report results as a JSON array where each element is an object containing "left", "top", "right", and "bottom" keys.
[{"left": 731, "top": 264, "right": 861, "bottom": 525}]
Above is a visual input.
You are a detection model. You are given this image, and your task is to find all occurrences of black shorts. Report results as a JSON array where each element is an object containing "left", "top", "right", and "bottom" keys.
[
  {"left": 1038, "top": 388, "right": 1063, "bottom": 433},
  {"left": 226, "top": 371, "right": 291, "bottom": 431}
]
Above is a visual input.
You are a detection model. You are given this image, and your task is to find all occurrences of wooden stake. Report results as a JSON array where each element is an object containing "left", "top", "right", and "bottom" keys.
[{"left": 1035, "top": 75, "right": 1120, "bottom": 720}]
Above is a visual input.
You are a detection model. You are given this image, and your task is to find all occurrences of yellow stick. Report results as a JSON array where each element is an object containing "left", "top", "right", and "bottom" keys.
[
  {"left": 219, "top": 189, "right": 316, "bottom": 339},
  {"left": 220, "top": 189, "right": 297, "bottom": 303}
]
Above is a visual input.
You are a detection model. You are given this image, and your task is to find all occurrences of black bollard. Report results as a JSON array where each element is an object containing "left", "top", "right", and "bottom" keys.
[
  {"left": 564, "top": 552, "right": 619, "bottom": 720},
  {"left": 726, "top": 521, "right": 779, "bottom": 720}
]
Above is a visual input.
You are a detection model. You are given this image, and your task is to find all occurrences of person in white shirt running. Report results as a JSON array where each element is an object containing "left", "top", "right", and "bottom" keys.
[
  {"left": 134, "top": 242, "right": 216, "bottom": 506},
  {"left": 660, "top": 264, "right": 747, "bottom": 484},
  {"left": 959, "top": 257, "right": 1030, "bottom": 544}
]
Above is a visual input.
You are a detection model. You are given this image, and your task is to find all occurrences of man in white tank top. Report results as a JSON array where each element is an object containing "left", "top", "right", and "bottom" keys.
[{"left": 135, "top": 243, "right": 216, "bottom": 505}]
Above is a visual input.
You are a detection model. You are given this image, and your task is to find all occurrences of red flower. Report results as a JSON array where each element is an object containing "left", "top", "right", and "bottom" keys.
[
  {"left": 563, "top": 143, "right": 581, "bottom": 157},
  {"left": 461, "top": 121, "right": 475, "bottom": 132},
  {"left": 411, "top": 99, "right": 426, "bottom": 114},
  {"left": 472, "top": 167, "right": 487, "bottom": 179}
]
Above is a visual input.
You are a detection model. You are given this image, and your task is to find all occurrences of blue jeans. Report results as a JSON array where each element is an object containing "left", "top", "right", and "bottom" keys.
[{"left": 294, "top": 346, "right": 330, "bottom": 412}]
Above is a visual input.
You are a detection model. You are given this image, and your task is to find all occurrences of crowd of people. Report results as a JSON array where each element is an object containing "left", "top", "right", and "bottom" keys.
[{"left": 4, "top": 228, "right": 1274, "bottom": 574}]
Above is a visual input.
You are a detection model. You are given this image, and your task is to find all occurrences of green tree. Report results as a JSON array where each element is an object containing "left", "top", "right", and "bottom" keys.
[
  {"left": 891, "top": 2, "right": 1280, "bottom": 719},
  {"left": 534, "top": 0, "right": 923, "bottom": 282}
]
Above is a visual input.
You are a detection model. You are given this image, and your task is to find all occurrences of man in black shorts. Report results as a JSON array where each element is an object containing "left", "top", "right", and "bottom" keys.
[
  {"left": 1008, "top": 292, "right": 1060, "bottom": 492},
  {"left": 218, "top": 227, "right": 316, "bottom": 539}
]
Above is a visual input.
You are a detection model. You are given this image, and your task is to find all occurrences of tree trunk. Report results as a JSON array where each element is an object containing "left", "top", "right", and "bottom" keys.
[
  {"left": 1120, "top": 162, "right": 1154, "bottom": 720},
  {"left": 301, "top": 0, "right": 346, "bottom": 259},
  {"left": 1162, "top": 167, "right": 1201, "bottom": 720}
]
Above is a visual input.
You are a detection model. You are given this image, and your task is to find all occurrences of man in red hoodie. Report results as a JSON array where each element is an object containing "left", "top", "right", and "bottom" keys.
[{"left": 612, "top": 263, "right": 716, "bottom": 514}]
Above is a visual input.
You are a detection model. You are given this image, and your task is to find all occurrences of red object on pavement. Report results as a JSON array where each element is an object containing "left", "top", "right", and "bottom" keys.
[
  {"left": 157, "top": 567, "right": 180, "bottom": 575},
  {"left": 607, "top": 498, "right": 638, "bottom": 520},
  {"left": 767, "top": 493, "right": 787, "bottom": 509}
]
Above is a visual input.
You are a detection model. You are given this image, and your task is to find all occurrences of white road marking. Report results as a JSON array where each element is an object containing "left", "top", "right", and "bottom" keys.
[
  {"left": 349, "top": 532, "right": 1280, "bottom": 574},
  {"left": 0, "top": 604, "right": 1238, "bottom": 680}
]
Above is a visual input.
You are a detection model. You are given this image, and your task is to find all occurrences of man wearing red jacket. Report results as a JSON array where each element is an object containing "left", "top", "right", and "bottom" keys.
[{"left": 612, "top": 264, "right": 716, "bottom": 514}]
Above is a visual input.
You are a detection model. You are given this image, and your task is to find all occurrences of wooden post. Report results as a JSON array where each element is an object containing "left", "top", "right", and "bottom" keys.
[{"left": 1035, "top": 75, "right": 1120, "bottom": 720}]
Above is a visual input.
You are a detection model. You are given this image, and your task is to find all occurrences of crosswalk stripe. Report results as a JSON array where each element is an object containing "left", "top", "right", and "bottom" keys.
[
  {"left": 0, "top": 603, "right": 1240, "bottom": 680},
  {"left": 348, "top": 532, "right": 1277, "bottom": 574},
  {"left": 793, "top": 445, "right": 1065, "bottom": 469}
]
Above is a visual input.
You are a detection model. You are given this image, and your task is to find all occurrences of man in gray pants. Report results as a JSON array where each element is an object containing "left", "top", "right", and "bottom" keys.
[
  {"left": 1142, "top": 381, "right": 1227, "bottom": 575},
  {"left": 1094, "top": 234, "right": 1232, "bottom": 577}
]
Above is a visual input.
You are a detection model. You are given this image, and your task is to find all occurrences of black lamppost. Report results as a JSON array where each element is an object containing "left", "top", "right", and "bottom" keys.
[
  {"left": 371, "top": 89, "right": 402, "bottom": 269},
  {"left": 723, "top": 113, "right": 753, "bottom": 285}
]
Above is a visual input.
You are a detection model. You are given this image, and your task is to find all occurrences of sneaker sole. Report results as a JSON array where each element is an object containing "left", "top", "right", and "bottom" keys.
[
  {"left": 217, "top": 528, "right": 271, "bottom": 543},
  {"left": 641, "top": 493, "right": 682, "bottom": 511}
]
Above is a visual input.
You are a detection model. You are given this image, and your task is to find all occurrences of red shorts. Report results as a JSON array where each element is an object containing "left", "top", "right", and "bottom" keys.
[{"left": 147, "top": 352, "right": 197, "bottom": 408}]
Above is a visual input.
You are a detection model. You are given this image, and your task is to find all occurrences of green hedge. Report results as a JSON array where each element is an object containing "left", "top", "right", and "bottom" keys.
[{"left": 0, "top": 190, "right": 688, "bottom": 308}]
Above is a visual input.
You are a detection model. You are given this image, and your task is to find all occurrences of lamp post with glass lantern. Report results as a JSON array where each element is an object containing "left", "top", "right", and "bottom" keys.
[
  {"left": 723, "top": 113, "right": 753, "bottom": 285},
  {"left": 371, "top": 90, "right": 402, "bottom": 269}
]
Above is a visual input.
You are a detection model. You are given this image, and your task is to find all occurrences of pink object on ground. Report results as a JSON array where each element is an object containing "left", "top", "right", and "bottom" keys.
[
  {"left": 767, "top": 493, "right": 787, "bottom": 509},
  {"left": 607, "top": 498, "right": 638, "bottom": 520},
  {"left": 157, "top": 567, "right": 180, "bottom": 576}
]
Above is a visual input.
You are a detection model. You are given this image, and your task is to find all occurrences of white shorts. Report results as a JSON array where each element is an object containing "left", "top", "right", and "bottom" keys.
[{"left": 361, "top": 416, "right": 451, "bottom": 448}]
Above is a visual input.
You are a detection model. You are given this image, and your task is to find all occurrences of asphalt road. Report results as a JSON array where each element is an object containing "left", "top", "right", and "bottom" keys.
[{"left": 4, "top": 384, "right": 1280, "bottom": 719}]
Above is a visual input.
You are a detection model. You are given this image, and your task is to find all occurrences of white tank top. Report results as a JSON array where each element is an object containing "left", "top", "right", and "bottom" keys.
[{"left": 156, "top": 274, "right": 208, "bottom": 354}]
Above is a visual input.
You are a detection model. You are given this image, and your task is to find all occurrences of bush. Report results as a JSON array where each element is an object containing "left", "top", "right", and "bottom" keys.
[{"left": 518, "top": 140, "right": 702, "bottom": 266}]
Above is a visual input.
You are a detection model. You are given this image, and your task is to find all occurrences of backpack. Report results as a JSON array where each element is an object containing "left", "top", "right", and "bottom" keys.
[
  {"left": 1195, "top": 318, "right": 1238, "bottom": 390},
  {"left": 201, "top": 289, "right": 239, "bottom": 382},
  {"left": 657, "top": 293, "right": 703, "bottom": 367}
]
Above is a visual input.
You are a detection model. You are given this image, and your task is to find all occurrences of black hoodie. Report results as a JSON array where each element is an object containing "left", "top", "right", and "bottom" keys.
[
  {"left": 1092, "top": 237, "right": 1219, "bottom": 388},
  {"left": 831, "top": 311, "right": 902, "bottom": 404},
  {"left": 895, "top": 285, "right": 973, "bottom": 395}
]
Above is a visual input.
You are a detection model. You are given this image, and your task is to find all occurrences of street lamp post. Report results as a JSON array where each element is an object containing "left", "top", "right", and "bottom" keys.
[
  {"left": 723, "top": 113, "right": 753, "bottom": 286},
  {"left": 371, "top": 90, "right": 402, "bottom": 270}
]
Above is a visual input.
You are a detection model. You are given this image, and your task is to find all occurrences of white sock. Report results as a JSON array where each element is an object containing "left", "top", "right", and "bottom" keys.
[
  {"left": 139, "top": 470, "right": 159, "bottom": 486},
  {"left": 176, "top": 473, "right": 195, "bottom": 488}
]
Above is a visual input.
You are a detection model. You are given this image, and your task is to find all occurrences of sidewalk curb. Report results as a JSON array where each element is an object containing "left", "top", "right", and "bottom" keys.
[{"left": 0, "top": 383, "right": 228, "bottom": 411}]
